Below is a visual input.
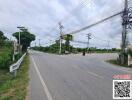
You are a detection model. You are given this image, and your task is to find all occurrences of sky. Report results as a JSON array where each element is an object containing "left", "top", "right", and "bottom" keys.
[{"left": 0, "top": 0, "right": 131, "bottom": 48}]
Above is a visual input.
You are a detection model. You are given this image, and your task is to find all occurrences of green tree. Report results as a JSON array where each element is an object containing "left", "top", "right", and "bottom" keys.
[
  {"left": 0, "top": 31, "right": 7, "bottom": 47},
  {"left": 13, "top": 30, "right": 35, "bottom": 52},
  {"left": 64, "top": 34, "right": 73, "bottom": 52}
]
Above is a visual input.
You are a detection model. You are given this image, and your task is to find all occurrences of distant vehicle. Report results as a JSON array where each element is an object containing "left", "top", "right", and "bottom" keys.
[{"left": 82, "top": 50, "right": 85, "bottom": 56}]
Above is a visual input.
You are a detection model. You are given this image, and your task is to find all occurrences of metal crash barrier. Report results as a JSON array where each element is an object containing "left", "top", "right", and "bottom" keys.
[{"left": 10, "top": 53, "right": 26, "bottom": 76}]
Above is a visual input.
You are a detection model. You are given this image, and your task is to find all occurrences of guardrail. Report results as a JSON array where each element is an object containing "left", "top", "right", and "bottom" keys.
[{"left": 10, "top": 53, "right": 26, "bottom": 76}]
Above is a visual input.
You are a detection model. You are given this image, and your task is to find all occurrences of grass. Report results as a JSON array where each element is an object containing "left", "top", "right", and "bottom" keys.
[
  {"left": 106, "top": 59, "right": 132, "bottom": 68},
  {"left": 0, "top": 54, "right": 29, "bottom": 100}
]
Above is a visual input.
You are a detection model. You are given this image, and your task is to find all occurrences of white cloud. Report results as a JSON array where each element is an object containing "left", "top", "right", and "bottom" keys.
[{"left": 0, "top": 0, "right": 131, "bottom": 48}]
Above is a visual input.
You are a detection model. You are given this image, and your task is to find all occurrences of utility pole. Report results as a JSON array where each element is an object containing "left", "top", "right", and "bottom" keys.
[
  {"left": 19, "top": 31, "right": 21, "bottom": 53},
  {"left": 87, "top": 33, "right": 91, "bottom": 53},
  {"left": 59, "top": 22, "right": 64, "bottom": 54},
  {"left": 39, "top": 39, "right": 41, "bottom": 47},
  {"left": 13, "top": 41, "right": 15, "bottom": 62},
  {"left": 120, "top": 0, "right": 128, "bottom": 64},
  {"left": 107, "top": 40, "right": 110, "bottom": 52},
  {"left": 35, "top": 42, "right": 36, "bottom": 47}
]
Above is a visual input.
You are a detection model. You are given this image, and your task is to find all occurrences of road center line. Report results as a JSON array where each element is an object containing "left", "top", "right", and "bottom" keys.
[
  {"left": 31, "top": 56, "right": 53, "bottom": 100},
  {"left": 58, "top": 56, "right": 103, "bottom": 79},
  {"left": 71, "top": 65, "right": 103, "bottom": 79},
  {"left": 86, "top": 70, "right": 104, "bottom": 79}
]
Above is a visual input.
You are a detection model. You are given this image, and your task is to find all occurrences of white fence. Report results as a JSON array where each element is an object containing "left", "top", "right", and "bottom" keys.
[{"left": 10, "top": 53, "right": 26, "bottom": 73}]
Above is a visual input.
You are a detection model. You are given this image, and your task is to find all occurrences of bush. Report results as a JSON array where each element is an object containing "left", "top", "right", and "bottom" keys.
[
  {"left": 0, "top": 48, "right": 13, "bottom": 69},
  {"left": 14, "top": 53, "right": 22, "bottom": 61},
  {"left": 128, "top": 49, "right": 132, "bottom": 57},
  {"left": 0, "top": 55, "right": 29, "bottom": 100}
]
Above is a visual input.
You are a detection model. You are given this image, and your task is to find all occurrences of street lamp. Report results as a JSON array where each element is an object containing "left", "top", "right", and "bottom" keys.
[{"left": 17, "top": 26, "right": 27, "bottom": 53}]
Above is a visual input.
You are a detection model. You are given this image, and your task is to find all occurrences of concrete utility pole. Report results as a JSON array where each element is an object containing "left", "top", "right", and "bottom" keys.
[
  {"left": 13, "top": 41, "right": 15, "bottom": 61},
  {"left": 39, "top": 39, "right": 41, "bottom": 47},
  {"left": 121, "top": 0, "right": 128, "bottom": 64},
  {"left": 59, "top": 22, "right": 64, "bottom": 54},
  {"left": 35, "top": 42, "right": 36, "bottom": 47},
  {"left": 107, "top": 40, "right": 110, "bottom": 52},
  {"left": 19, "top": 31, "right": 20, "bottom": 50},
  {"left": 122, "top": 0, "right": 128, "bottom": 50},
  {"left": 87, "top": 33, "right": 91, "bottom": 52}
]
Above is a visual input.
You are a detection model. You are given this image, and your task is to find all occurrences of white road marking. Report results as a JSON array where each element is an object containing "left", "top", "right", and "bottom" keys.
[
  {"left": 86, "top": 70, "right": 104, "bottom": 79},
  {"left": 31, "top": 56, "right": 53, "bottom": 100},
  {"left": 70, "top": 65, "right": 103, "bottom": 79},
  {"left": 57, "top": 55, "right": 103, "bottom": 79}
]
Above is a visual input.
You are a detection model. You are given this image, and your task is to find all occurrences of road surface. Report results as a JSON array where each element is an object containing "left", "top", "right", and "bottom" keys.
[{"left": 28, "top": 50, "right": 132, "bottom": 100}]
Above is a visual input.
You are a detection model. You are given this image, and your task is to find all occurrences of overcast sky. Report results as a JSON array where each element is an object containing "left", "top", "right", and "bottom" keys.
[{"left": 0, "top": 0, "right": 131, "bottom": 48}]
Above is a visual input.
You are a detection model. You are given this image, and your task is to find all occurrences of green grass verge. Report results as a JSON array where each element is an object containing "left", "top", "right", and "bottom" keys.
[
  {"left": 0, "top": 54, "right": 29, "bottom": 100},
  {"left": 106, "top": 59, "right": 132, "bottom": 68}
]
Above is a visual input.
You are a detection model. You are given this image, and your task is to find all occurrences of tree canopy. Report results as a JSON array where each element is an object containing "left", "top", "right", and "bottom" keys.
[
  {"left": 64, "top": 34, "right": 73, "bottom": 51},
  {"left": 0, "top": 31, "right": 7, "bottom": 47},
  {"left": 0, "top": 31, "right": 6, "bottom": 40},
  {"left": 13, "top": 30, "right": 35, "bottom": 51}
]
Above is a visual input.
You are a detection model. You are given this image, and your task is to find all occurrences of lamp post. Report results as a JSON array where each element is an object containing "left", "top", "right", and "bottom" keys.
[{"left": 17, "top": 26, "right": 26, "bottom": 53}]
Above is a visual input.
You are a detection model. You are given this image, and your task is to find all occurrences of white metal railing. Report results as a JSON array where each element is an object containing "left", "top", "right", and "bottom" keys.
[{"left": 10, "top": 53, "right": 26, "bottom": 74}]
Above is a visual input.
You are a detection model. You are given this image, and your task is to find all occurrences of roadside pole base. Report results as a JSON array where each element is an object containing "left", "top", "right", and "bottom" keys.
[{"left": 13, "top": 70, "right": 17, "bottom": 77}]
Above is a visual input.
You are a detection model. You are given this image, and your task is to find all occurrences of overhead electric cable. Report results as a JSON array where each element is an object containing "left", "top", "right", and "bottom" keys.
[{"left": 65, "top": 11, "right": 123, "bottom": 35}]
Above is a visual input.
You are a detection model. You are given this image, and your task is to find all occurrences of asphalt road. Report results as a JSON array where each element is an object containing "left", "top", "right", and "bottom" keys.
[{"left": 28, "top": 50, "right": 132, "bottom": 100}]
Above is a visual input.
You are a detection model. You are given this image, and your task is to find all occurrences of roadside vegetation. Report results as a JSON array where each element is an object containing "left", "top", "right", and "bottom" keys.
[
  {"left": 106, "top": 49, "right": 132, "bottom": 68},
  {"left": 0, "top": 28, "right": 35, "bottom": 100},
  {"left": 106, "top": 59, "right": 132, "bottom": 68},
  {"left": 0, "top": 31, "right": 13, "bottom": 70},
  {"left": 32, "top": 41, "right": 120, "bottom": 54},
  {"left": 0, "top": 55, "right": 29, "bottom": 100},
  {"left": 31, "top": 34, "right": 120, "bottom": 54}
]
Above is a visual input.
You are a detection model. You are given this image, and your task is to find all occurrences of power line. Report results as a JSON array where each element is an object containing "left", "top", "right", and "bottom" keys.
[
  {"left": 61, "top": 0, "right": 91, "bottom": 22},
  {"left": 72, "top": 40, "right": 87, "bottom": 44},
  {"left": 92, "top": 34, "right": 120, "bottom": 44},
  {"left": 92, "top": 34, "right": 108, "bottom": 42},
  {"left": 43, "top": 0, "right": 91, "bottom": 41},
  {"left": 43, "top": 0, "right": 122, "bottom": 47},
  {"left": 71, "top": 40, "right": 112, "bottom": 48},
  {"left": 65, "top": 11, "right": 123, "bottom": 35},
  {"left": 63, "top": 2, "right": 123, "bottom": 34}
]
